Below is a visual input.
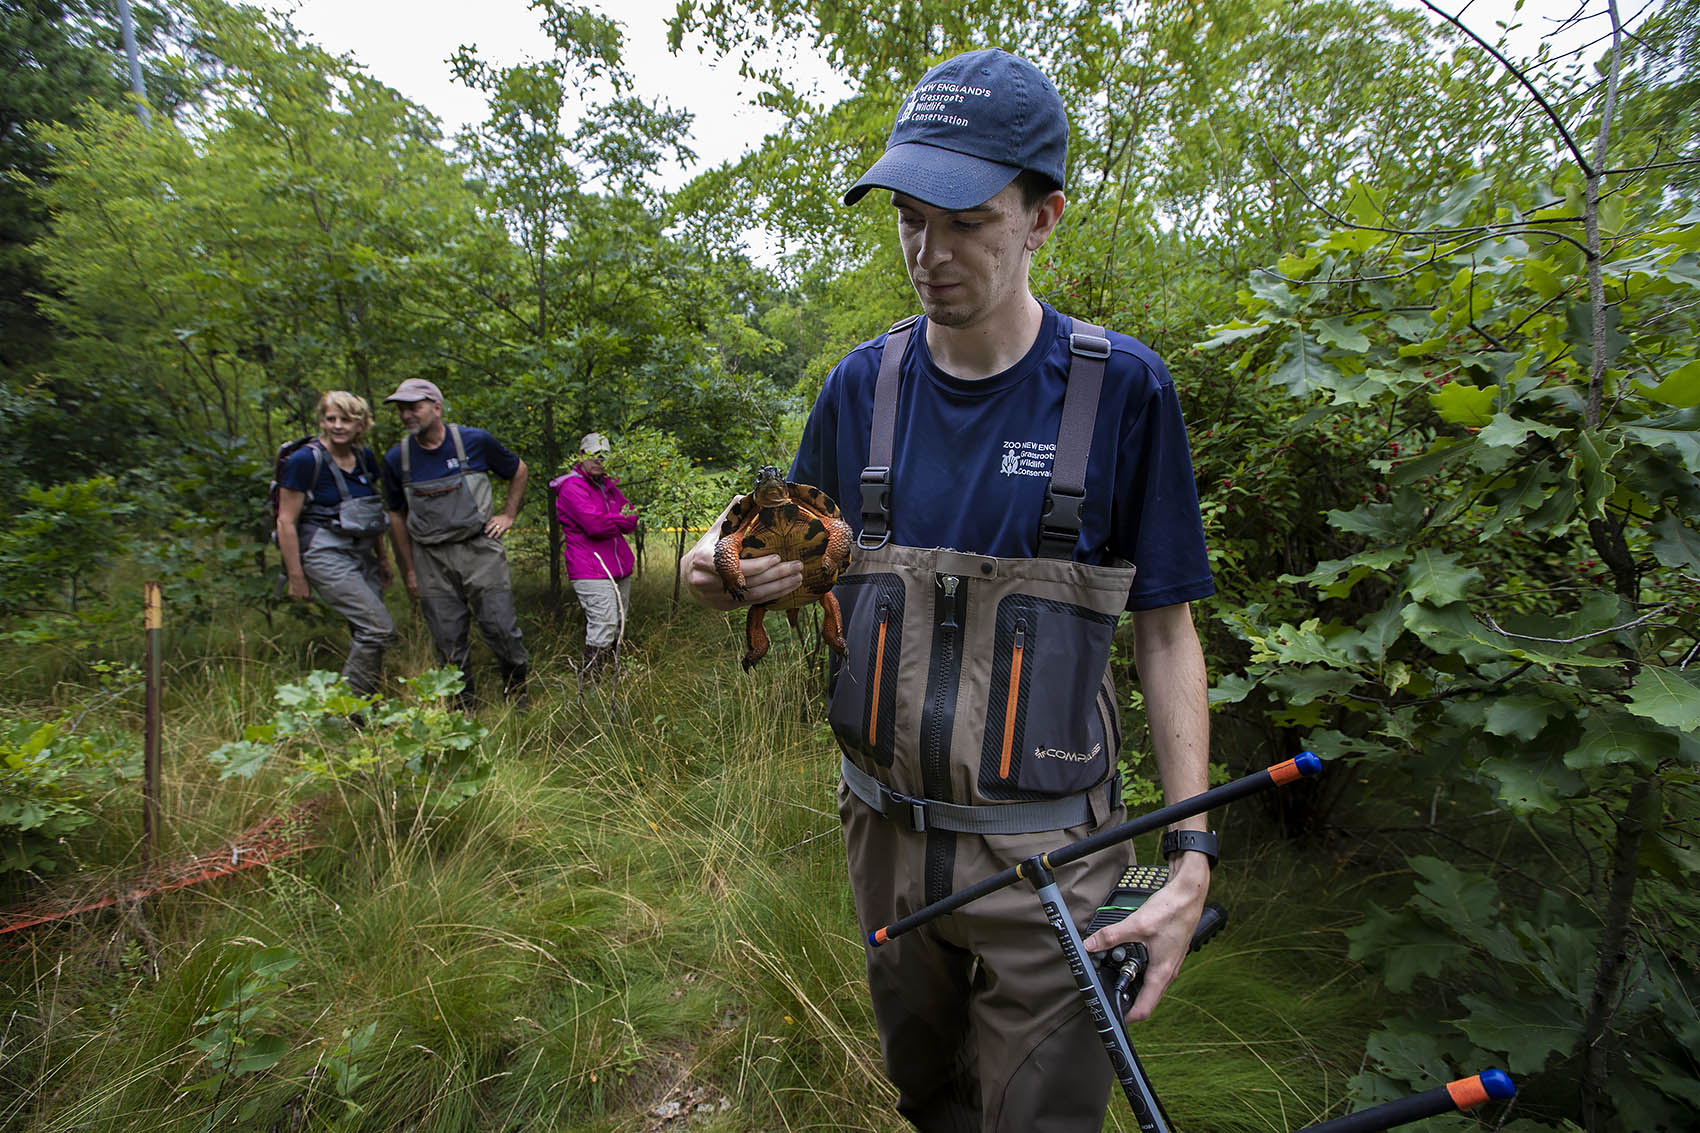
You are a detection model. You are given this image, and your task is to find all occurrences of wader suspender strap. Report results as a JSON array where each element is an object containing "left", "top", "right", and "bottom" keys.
[
  {"left": 1040, "top": 321, "right": 1109, "bottom": 558},
  {"left": 400, "top": 424, "right": 469, "bottom": 487},
  {"left": 322, "top": 451, "right": 354, "bottom": 503},
  {"left": 859, "top": 315, "right": 1112, "bottom": 558},
  {"left": 857, "top": 314, "right": 920, "bottom": 549}
]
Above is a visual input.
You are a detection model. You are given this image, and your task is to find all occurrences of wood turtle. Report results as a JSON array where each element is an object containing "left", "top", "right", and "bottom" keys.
[{"left": 713, "top": 465, "right": 852, "bottom": 671}]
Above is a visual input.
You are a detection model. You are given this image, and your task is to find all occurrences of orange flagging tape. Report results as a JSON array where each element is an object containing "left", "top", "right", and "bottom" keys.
[
  {"left": 1446, "top": 1076, "right": 1491, "bottom": 1110},
  {"left": 0, "top": 800, "right": 324, "bottom": 938},
  {"left": 1269, "top": 758, "right": 1304, "bottom": 784}
]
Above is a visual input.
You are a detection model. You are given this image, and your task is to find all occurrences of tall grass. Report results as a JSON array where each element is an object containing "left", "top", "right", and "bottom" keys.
[{"left": 0, "top": 553, "right": 1377, "bottom": 1131}]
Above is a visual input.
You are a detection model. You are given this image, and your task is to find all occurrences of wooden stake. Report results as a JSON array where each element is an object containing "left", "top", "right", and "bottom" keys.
[{"left": 143, "top": 581, "right": 163, "bottom": 859}]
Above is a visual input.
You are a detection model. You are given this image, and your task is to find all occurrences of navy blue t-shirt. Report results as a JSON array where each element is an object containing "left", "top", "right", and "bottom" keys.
[
  {"left": 278, "top": 443, "right": 382, "bottom": 507},
  {"left": 380, "top": 426, "right": 522, "bottom": 513},
  {"left": 790, "top": 305, "right": 1214, "bottom": 611}
]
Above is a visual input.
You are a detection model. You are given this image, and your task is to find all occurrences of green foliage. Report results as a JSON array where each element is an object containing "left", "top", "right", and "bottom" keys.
[
  {"left": 614, "top": 425, "right": 752, "bottom": 531},
  {"left": 0, "top": 476, "right": 133, "bottom": 616},
  {"left": 0, "top": 712, "right": 138, "bottom": 877},
  {"left": 206, "top": 669, "right": 491, "bottom": 810},
  {"left": 1346, "top": 856, "right": 1700, "bottom": 1128},
  {"left": 184, "top": 942, "right": 301, "bottom": 1129},
  {"left": 0, "top": 0, "right": 197, "bottom": 465},
  {"left": 317, "top": 1021, "right": 378, "bottom": 1130},
  {"left": 1203, "top": 132, "right": 1700, "bottom": 1124}
]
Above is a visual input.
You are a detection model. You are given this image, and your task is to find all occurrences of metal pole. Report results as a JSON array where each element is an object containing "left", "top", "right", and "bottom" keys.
[
  {"left": 116, "top": 0, "right": 152, "bottom": 124},
  {"left": 1026, "top": 856, "right": 1172, "bottom": 1131},
  {"left": 143, "top": 581, "right": 162, "bottom": 858}
]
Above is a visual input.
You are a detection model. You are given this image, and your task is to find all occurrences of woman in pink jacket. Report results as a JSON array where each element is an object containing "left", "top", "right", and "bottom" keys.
[{"left": 552, "top": 432, "right": 638, "bottom": 674}]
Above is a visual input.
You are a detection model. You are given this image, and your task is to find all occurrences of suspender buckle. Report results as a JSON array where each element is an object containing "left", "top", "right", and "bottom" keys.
[
  {"left": 1070, "top": 332, "right": 1111, "bottom": 360},
  {"left": 858, "top": 466, "right": 893, "bottom": 549},
  {"left": 1039, "top": 488, "right": 1085, "bottom": 557},
  {"left": 887, "top": 788, "right": 928, "bottom": 832}
]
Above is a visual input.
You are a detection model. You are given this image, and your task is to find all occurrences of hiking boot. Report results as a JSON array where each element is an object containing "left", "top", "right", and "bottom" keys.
[{"left": 502, "top": 663, "right": 530, "bottom": 708}]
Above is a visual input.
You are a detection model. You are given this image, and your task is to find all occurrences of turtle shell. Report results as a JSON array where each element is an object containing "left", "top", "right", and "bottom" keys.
[{"left": 716, "top": 478, "right": 852, "bottom": 611}]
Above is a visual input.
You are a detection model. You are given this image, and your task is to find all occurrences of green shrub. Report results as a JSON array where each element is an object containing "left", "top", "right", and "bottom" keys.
[
  {"left": 0, "top": 716, "right": 138, "bottom": 876},
  {"left": 206, "top": 669, "right": 491, "bottom": 810}
]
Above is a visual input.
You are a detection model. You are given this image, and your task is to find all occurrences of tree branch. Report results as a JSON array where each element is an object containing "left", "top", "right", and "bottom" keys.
[
  {"left": 1478, "top": 604, "right": 1670, "bottom": 644},
  {"left": 1420, "top": 1, "right": 1594, "bottom": 175}
]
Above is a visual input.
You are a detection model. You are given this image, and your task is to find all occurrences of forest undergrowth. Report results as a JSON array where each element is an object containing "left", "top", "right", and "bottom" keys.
[{"left": 0, "top": 551, "right": 1385, "bottom": 1132}]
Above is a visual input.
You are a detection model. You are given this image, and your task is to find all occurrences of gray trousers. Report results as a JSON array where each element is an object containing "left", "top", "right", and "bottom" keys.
[
  {"left": 412, "top": 535, "right": 528, "bottom": 685},
  {"left": 301, "top": 530, "right": 397, "bottom": 695},
  {"left": 571, "top": 576, "right": 631, "bottom": 648}
]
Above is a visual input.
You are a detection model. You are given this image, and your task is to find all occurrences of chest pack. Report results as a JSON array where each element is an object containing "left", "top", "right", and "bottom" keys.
[
  {"left": 270, "top": 438, "right": 387, "bottom": 542},
  {"left": 831, "top": 315, "right": 1135, "bottom": 837},
  {"left": 399, "top": 424, "right": 495, "bottom": 545}
]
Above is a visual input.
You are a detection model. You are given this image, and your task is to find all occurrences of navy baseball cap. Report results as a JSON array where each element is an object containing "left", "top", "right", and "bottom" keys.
[{"left": 844, "top": 48, "right": 1067, "bottom": 210}]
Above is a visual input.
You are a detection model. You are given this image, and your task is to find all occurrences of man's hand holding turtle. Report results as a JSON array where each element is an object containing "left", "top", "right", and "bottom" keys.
[{"left": 679, "top": 495, "right": 803, "bottom": 611}]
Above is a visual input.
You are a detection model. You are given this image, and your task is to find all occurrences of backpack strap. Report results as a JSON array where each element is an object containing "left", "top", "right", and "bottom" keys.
[
  {"left": 1038, "top": 320, "right": 1111, "bottom": 559},
  {"left": 307, "top": 439, "right": 327, "bottom": 492},
  {"left": 859, "top": 314, "right": 920, "bottom": 550}
]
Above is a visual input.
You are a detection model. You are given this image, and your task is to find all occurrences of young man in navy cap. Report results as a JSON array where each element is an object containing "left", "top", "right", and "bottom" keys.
[{"left": 682, "top": 48, "right": 1215, "bottom": 1129}]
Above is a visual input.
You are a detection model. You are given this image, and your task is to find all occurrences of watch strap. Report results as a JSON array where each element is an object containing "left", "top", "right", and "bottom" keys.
[{"left": 1160, "top": 828, "right": 1219, "bottom": 869}]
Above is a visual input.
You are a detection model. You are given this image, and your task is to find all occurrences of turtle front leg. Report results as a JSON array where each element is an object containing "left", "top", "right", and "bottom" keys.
[
  {"left": 714, "top": 531, "right": 751, "bottom": 601},
  {"left": 823, "top": 516, "right": 854, "bottom": 577},
  {"left": 742, "top": 604, "right": 772, "bottom": 671},
  {"left": 820, "top": 592, "right": 848, "bottom": 656}
]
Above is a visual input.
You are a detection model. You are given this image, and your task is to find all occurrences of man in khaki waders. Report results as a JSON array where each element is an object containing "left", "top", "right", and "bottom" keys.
[
  {"left": 682, "top": 49, "right": 1216, "bottom": 1131},
  {"left": 381, "top": 378, "right": 531, "bottom": 709}
]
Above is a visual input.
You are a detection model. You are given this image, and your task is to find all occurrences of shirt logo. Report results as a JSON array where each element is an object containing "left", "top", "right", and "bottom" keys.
[{"left": 999, "top": 439, "right": 1056, "bottom": 478}]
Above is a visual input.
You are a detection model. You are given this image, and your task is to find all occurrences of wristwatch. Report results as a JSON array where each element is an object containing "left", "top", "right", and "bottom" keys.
[{"left": 1160, "top": 828, "right": 1219, "bottom": 870}]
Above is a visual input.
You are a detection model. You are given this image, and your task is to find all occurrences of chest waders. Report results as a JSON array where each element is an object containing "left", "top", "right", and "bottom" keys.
[
  {"left": 299, "top": 445, "right": 387, "bottom": 549},
  {"left": 400, "top": 425, "right": 494, "bottom": 545},
  {"left": 400, "top": 425, "right": 528, "bottom": 703},
  {"left": 829, "top": 316, "right": 1150, "bottom": 1129},
  {"left": 832, "top": 316, "right": 1132, "bottom": 900}
]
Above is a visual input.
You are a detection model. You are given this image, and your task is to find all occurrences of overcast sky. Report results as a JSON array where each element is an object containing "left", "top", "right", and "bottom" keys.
[{"left": 275, "top": 0, "right": 850, "bottom": 189}]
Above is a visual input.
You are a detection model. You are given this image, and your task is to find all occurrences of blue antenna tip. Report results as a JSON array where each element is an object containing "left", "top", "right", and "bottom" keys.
[{"left": 1481, "top": 1069, "right": 1515, "bottom": 1099}]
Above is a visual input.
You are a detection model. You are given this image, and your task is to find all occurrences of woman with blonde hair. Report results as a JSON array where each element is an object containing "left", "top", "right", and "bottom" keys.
[{"left": 275, "top": 390, "right": 398, "bottom": 694}]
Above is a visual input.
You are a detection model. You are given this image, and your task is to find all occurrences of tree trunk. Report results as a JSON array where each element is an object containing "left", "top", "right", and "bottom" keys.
[
  {"left": 672, "top": 513, "right": 686, "bottom": 612},
  {"left": 543, "top": 401, "right": 562, "bottom": 598},
  {"left": 1576, "top": 777, "right": 1652, "bottom": 1130}
]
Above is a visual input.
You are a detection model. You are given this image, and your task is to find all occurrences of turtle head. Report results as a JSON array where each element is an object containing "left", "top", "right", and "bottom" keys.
[{"left": 751, "top": 464, "right": 788, "bottom": 506}]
